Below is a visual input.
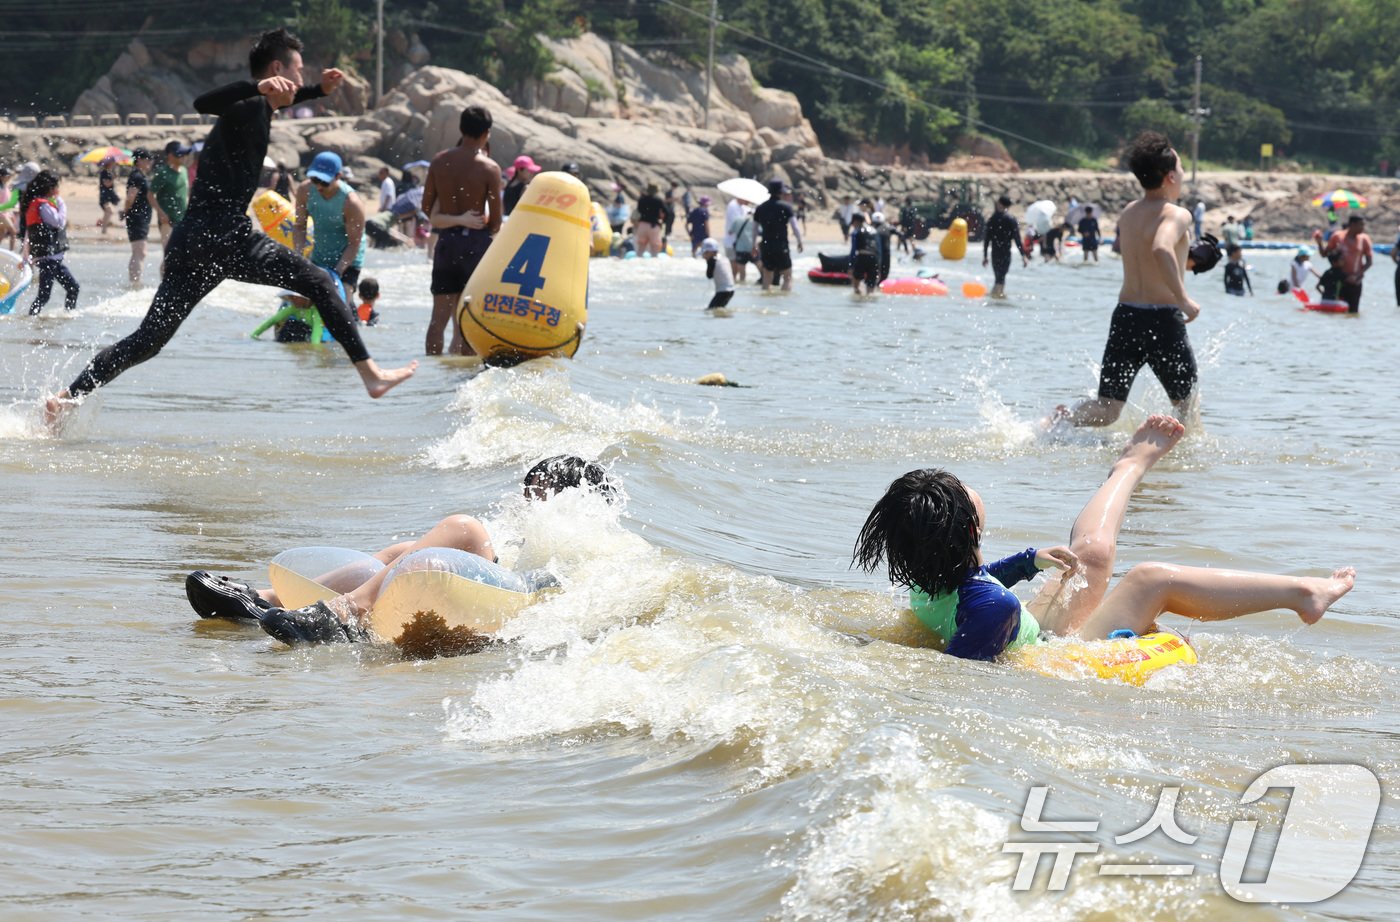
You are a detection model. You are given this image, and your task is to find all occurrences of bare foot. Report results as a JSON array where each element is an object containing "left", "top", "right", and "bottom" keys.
[
  {"left": 1038, "top": 404, "right": 1072, "bottom": 431},
  {"left": 42, "top": 392, "right": 78, "bottom": 433},
  {"left": 356, "top": 359, "right": 418, "bottom": 399},
  {"left": 1298, "top": 567, "right": 1356, "bottom": 625},
  {"left": 1116, "top": 414, "right": 1184, "bottom": 470}
]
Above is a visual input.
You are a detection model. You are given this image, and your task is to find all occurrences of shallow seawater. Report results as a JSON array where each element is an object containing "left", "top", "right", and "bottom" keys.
[{"left": 1, "top": 241, "right": 1396, "bottom": 920}]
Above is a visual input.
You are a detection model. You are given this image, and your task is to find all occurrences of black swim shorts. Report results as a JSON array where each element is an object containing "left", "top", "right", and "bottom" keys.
[
  {"left": 126, "top": 219, "right": 150, "bottom": 242},
  {"left": 853, "top": 253, "right": 879, "bottom": 288},
  {"left": 430, "top": 227, "right": 492, "bottom": 296},
  {"left": 1097, "top": 303, "right": 1197, "bottom": 403},
  {"left": 760, "top": 242, "right": 792, "bottom": 273}
]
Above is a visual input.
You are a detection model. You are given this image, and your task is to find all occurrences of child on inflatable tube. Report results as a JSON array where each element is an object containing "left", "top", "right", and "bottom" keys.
[
  {"left": 852, "top": 416, "right": 1355, "bottom": 661},
  {"left": 186, "top": 455, "right": 618, "bottom": 652}
]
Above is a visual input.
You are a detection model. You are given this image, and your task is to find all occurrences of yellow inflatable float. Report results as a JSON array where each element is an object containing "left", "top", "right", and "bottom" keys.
[
  {"left": 1015, "top": 630, "right": 1198, "bottom": 686},
  {"left": 267, "top": 546, "right": 553, "bottom": 646},
  {"left": 940, "top": 217, "right": 968, "bottom": 260},
  {"left": 251, "top": 189, "right": 312, "bottom": 254},
  {"left": 459, "top": 171, "right": 591, "bottom": 364}
]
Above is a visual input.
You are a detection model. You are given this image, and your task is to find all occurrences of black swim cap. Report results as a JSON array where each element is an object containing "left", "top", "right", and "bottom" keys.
[{"left": 1188, "top": 233, "right": 1222, "bottom": 274}]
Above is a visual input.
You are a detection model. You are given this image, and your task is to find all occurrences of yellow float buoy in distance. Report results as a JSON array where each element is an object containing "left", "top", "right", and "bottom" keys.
[
  {"left": 589, "top": 202, "right": 611, "bottom": 257},
  {"left": 940, "top": 217, "right": 968, "bottom": 260},
  {"left": 459, "top": 171, "right": 591, "bottom": 365},
  {"left": 251, "top": 189, "right": 312, "bottom": 255}
]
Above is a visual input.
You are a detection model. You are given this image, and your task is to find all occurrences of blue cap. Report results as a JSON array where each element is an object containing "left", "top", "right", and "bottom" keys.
[{"left": 306, "top": 151, "right": 343, "bottom": 184}]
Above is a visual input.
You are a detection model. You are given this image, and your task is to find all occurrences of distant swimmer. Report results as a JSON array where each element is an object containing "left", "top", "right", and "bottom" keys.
[
  {"left": 982, "top": 194, "right": 1027, "bottom": 297},
  {"left": 1077, "top": 205, "right": 1101, "bottom": 263},
  {"left": 18, "top": 171, "right": 80, "bottom": 314},
  {"left": 294, "top": 150, "right": 367, "bottom": 315},
  {"left": 1047, "top": 132, "right": 1219, "bottom": 429},
  {"left": 185, "top": 456, "right": 618, "bottom": 653},
  {"left": 854, "top": 415, "right": 1355, "bottom": 661},
  {"left": 44, "top": 28, "right": 416, "bottom": 427},
  {"left": 753, "top": 180, "right": 803, "bottom": 292},
  {"left": 422, "top": 104, "right": 501, "bottom": 356}
]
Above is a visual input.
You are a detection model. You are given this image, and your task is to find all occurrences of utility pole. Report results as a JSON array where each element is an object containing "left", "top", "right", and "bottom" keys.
[
  {"left": 1190, "top": 54, "right": 1202, "bottom": 184},
  {"left": 376, "top": 0, "right": 385, "bottom": 107},
  {"left": 704, "top": 0, "right": 717, "bottom": 130}
]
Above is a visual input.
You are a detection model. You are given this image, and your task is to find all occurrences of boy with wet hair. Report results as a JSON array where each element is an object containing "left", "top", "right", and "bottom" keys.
[
  {"left": 1048, "top": 131, "right": 1207, "bottom": 429},
  {"left": 1223, "top": 244, "right": 1252, "bottom": 296},
  {"left": 185, "top": 455, "right": 619, "bottom": 645}
]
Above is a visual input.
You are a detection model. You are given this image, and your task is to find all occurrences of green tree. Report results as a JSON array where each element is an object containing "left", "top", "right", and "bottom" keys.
[
  {"left": 1199, "top": 84, "right": 1290, "bottom": 162},
  {"left": 1121, "top": 98, "right": 1192, "bottom": 142},
  {"left": 293, "top": 0, "right": 369, "bottom": 68}
]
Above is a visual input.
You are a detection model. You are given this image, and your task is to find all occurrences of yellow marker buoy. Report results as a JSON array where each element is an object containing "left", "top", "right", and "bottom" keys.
[
  {"left": 251, "top": 189, "right": 312, "bottom": 255},
  {"left": 589, "top": 202, "right": 612, "bottom": 257},
  {"left": 940, "top": 218, "right": 968, "bottom": 260},
  {"left": 459, "top": 172, "right": 591, "bottom": 365}
]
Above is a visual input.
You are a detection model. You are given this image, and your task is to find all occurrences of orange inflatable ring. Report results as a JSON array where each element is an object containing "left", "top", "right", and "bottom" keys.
[{"left": 880, "top": 277, "right": 949, "bottom": 296}]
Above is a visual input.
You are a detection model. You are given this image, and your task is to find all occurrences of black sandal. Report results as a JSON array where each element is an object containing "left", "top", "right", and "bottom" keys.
[{"left": 185, "top": 571, "right": 272, "bottom": 621}]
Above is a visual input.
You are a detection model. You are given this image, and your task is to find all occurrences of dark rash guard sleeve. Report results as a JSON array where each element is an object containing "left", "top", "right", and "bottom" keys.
[{"left": 986, "top": 548, "right": 1039, "bottom": 587}]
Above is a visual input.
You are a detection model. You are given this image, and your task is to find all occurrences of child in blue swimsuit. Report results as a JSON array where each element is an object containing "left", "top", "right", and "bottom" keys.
[{"left": 853, "top": 416, "right": 1355, "bottom": 661}]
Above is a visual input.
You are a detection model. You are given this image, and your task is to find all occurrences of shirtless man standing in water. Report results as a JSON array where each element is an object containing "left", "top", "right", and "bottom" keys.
[
  {"left": 1049, "top": 131, "right": 1217, "bottom": 428},
  {"left": 45, "top": 28, "right": 416, "bottom": 427},
  {"left": 422, "top": 105, "right": 502, "bottom": 355}
]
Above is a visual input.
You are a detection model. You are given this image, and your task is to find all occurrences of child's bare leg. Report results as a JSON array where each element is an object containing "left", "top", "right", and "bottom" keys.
[
  {"left": 1035, "top": 414, "right": 1185, "bottom": 634},
  {"left": 1077, "top": 564, "right": 1355, "bottom": 638},
  {"left": 321, "top": 515, "right": 496, "bottom": 624}
]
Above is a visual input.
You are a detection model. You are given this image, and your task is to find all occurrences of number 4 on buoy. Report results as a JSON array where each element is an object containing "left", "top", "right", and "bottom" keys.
[{"left": 459, "top": 172, "right": 592, "bottom": 365}]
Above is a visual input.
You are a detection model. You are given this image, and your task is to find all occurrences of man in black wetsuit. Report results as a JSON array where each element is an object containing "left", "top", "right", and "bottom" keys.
[
  {"left": 982, "top": 195, "right": 1028, "bottom": 297},
  {"left": 45, "top": 28, "right": 416, "bottom": 426}
]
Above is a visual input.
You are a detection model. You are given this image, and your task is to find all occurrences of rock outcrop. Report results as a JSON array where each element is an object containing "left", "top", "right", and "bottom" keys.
[{"left": 71, "top": 37, "right": 372, "bottom": 119}]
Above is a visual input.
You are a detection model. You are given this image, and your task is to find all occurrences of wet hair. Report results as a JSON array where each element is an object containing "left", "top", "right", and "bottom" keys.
[
  {"left": 852, "top": 469, "right": 981, "bottom": 596},
  {"left": 18, "top": 170, "right": 60, "bottom": 240},
  {"left": 1347, "top": 214, "right": 1364, "bottom": 225},
  {"left": 459, "top": 105, "right": 492, "bottom": 138},
  {"left": 522, "top": 455, "right": 618, "bottom": 503},
  {"left": 249, "top": 28, "right": 303, "bottom": 77},
  {"left": 997, "top": 194, "right": 1012, "bottom": 208},
  {"left": 1227, "top": 244, "right": 1242, "bottom": 256},
  {"left": 1126, "top": 131, "right": 1178, "bottom": 190},
  {"left": 357, "top": 276, "right": 379, "bottom": 300},
  {"left": 1276, "top": 280, "right": 1289, "bottom": 294}
]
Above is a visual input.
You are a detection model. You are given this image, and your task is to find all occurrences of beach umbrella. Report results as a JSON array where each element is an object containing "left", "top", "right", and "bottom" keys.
[
  {"left": 79, "top": 145, "right": 131, "bottom": 165},
  {"left": 717, "top": 177, "right": 770, "bottom": 204},
  {"left": 1311, "top": 189, "right": 1367, "bottom": 210},
  {"left": 1025, "top": 200, "right": 1056, "bottom": 235}
]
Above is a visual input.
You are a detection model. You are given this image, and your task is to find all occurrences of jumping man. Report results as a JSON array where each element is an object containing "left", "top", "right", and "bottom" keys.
[{"left": 45, "top": 28, "right": 416, "bottom": 426}]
